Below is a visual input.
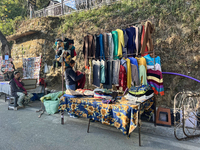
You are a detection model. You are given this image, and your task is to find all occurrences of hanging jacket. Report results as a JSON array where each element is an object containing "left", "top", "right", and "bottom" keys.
[
  {"left": 132, "top": 26, "right": 139, "bottom": 56},
  {"left": 83, "top": 35, "right": 96, "bottom": 69},
  {"left": 141, "top": 21, "right": 154, "bottom": 56}
]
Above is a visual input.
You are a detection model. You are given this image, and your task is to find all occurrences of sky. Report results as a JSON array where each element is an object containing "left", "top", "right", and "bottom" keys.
[{"left": 57, "top": 0, "right": 76, "bottom": 9}]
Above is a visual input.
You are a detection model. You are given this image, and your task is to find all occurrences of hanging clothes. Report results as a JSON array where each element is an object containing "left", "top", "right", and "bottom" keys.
[
  {"left": 126, "top": 27, "right": 136, "bottom": 55},
  {"left": 128, "top": 57, "right": 139, "bottom": 77},
  {"left": 141, "top": 21, "right": 154, "bottom": 56},
  {"left": 116, "top": 29, "right": 125, "bottom": 58},
  {"left": 76, "top": 71, "right": 86, "bottom": 89},
  {"left": 122, "top": 29, "right": 128, "bottom": 57},
  {"left": 92, "top": 60, "right": 101, "bottom": 87},
  {"left": 120, "top": 58, "right": 127, "bottom": 73},
  {"left": 131, "top": 64, "right": 140, "bottom": 86},
  {"left": 147, "top": 64, "right": 162, "bottom": 72},
  {"left": 103, "top": 60, "right": 112, "bottom": 89},
  {"left": 147, "top": 69, "right": 164, "bottom": 96},
  {"left": 100, "top": 60, "right": 106, "bottom": 83},
  {"left": 83, "top": 35, "right": 96, "bottom": 69},
  {"left": 136, "top": 24, "right": 143, "bottom": 54},
  {"left": 95, "top": 34, "right": 100, "bottom": 58},
  {"left": 139, "top": 65, "right": 147, "bottom": 85},
  {"left": 103, "top": 33, "right": 109, "bottom": 58},
  {"left": 89, "top": 60, "right": 93, "bottom": 85},
  {"left": 111, "top": 31, "right": 118, "bottom": 60},
  {"left": 126, "top": 58, "right": 132, "bottom": 88},
  {"left": 117, "top": 65, "right": 127, "bottom": 91},
  {"left": 107, "top": 33, "right": 114, "bottom": 60},
  {"left": 112, "top": 60, "right": 120, "bottom": 86},
  {"left": 132, "top": 26, "right": 139, "bottom": 56},
  {"left": 99, "top": 34, "right": 105, "bottom": 60},
  {"left": 144, "top": 54, "right": 161, "bottom": 66},
  {"left": 135, "top": 57, "right": 147, "bottom": 71}
]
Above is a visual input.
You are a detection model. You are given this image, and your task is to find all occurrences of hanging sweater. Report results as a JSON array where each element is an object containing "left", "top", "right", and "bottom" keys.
[
  {"left": 141, "top": 21, "right": 154, "bottom": 56},
  {"left": 117, "top": 65, "right": 127, "bottom": 91},
  {"left": 83, "top": 35, "right": 96, "bottom": 69},
  {"left": 126, "top": 58, "right": 132, "bottom": 88},
  {"left": 126, "top": 27, "right": 136, "bottom": 55},
  {"left": 103, "top": 33, "right": 109, "bottom": 57},
  {"left": 147, "top": 69, "right": 164, "bottom": 96},
  {"left": 107, "top": 33, "right": 114, "bottom": 59},
  {"left": 116, "top": 29, "right": 125, "bottom": 58},
  {"left": 139, "top": 65, "right": 147, "bottom": 85},
  {"left": 111, "top": 31, "right": 119, "bottom": 60},
  {"left": 99, "top": 34, "right": 105, "bottom": 60}
]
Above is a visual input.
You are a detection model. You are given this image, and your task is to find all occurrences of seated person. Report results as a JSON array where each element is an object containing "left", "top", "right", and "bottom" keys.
[
  {"left": 65, "top": 60, "right": 83, "bottom": 91},
  {"left": 9, "top": 71, "right": 33, "bottom": 107}
]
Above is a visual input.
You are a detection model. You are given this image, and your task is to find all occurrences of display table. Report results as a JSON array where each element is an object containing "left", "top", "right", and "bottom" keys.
[{"left": 59, "top": 95, "right": 156, "bottom": 146}]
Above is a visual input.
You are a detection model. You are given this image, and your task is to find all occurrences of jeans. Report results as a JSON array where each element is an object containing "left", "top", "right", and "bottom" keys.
[
  {"left": 17, "top": 92, "right": 25, "bottom": 106},
  {"left": 66, "top": 84, "right": 76, "bottom": 90}
]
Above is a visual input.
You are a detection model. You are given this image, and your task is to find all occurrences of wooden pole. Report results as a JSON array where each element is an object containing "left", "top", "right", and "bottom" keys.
[{"left": 62, "top": 33, "right": 64, "bottom": 94}]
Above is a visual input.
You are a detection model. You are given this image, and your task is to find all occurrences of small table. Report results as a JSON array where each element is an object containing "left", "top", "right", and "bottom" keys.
[{"left": 59, "top": 95, "right": 156, "bottom": 146}]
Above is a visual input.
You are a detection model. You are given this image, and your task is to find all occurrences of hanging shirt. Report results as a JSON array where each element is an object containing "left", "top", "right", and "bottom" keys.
[
  {"left": 144, "top": 54, "right": 161, "bottom": 66},
  {"left": 100, "top": 60, "right": 106, "bottom": 83},
  {"left": 107, "top": 33, "right": 114, "bottom": 60},
  {"left": 92, "top": 60, "right": 100, "bottom": 87},
  {"left": 112, "top": 60, "right": 120, "bottom": 86},
  {"left": 111, "top": 31, "right": 118, "bottom": 60},
  {"left": 140, "top": 25, "right": 146, "bottom": 56},
  {"left": 99, "top": 34, "right": 105, "bottom": 60},
  {"left": 89, "top": 60, "right": 93, "bottom": 85},
  {"left": 117, "top": 65, "right": 127, "bottom": 91},
  {"left": 147, "top": 69, "right": 164, "bottom": 96},
  {"left": 116, "top": 29, "right": 125, "bottom": 58},
  {"left": 126, "top": 58, "right": 132, "bottom": 88},
  {"left": 139, "top": 65, "right": 147, "bottom": 85},
  {"left": 126, "top": 27, "right": 136, "bottom": 55}
]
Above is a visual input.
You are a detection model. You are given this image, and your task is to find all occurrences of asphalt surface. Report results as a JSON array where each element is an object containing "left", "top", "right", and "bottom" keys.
[{"left": 0, "top": 95, "right": 200, "bottom": 150}]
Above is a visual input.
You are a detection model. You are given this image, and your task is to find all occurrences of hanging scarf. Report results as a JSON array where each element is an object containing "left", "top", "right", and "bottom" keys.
[{"left": 13, "top": 78, "right": 27, "bottom": 92}]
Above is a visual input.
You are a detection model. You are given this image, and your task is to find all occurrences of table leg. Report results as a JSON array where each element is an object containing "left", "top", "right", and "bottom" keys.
[
  {"left": 87, "top": 119, "right": 91, "bottom": 133},
  {"left": 154, "top": 96, "right": 157, "bottom": 127},
  {"left": 61, "top": 110, "right": 64, "bottom": 125},
  {"left": 138, "top": 103, "right": 142, "bottom": 146}
]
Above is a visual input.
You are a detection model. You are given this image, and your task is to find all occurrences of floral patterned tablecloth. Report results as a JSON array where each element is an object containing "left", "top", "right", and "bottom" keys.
[{"left": 59, "top": 96, "right": 154, "bottom": 135}]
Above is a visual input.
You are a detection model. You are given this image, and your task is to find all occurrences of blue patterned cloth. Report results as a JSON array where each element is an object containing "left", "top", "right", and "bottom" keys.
[{"left": 59, "top": 96, "right": 154, "bottom": 135}]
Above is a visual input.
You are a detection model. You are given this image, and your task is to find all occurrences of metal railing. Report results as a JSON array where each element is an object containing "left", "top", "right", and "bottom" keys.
[{"left": 34, "top": 0, "right": 119, "bottom": 18}]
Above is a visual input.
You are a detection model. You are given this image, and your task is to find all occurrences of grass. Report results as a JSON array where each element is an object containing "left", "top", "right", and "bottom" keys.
[{"left": 58, "top": 0, "right": 199, "bottom": 34}]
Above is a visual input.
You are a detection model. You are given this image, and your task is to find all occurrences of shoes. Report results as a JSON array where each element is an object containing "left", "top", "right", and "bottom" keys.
[{"left": 70, "top": 114, "right": 78, "bottom": 119}]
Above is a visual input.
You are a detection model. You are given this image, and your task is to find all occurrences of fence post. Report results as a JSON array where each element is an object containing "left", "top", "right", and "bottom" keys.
[{"left": 61, "top": 0, "right": 64, "bottom": 15}]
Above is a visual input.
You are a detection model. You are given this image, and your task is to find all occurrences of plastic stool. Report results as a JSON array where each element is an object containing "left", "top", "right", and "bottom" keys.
[
  {"left": 8, "top": 96, "right": 18, "bottom": 111},
  {"left": 156, "top": 106, "right": 171, "bottom": 126}
]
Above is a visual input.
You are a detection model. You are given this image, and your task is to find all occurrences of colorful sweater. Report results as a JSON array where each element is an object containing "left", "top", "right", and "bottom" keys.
[{"left": 147, "top": 69, "right": 164, "bottom": 96}]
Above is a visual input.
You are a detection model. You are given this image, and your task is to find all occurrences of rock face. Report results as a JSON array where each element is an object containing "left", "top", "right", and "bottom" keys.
[{"left": 7, "top": 5, "right": 200, "bottom": 108}]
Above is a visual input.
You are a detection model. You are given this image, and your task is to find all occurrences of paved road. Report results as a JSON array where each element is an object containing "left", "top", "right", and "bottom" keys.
[{"left": 0, "top": 96, "right": 200, "bottom": 150}]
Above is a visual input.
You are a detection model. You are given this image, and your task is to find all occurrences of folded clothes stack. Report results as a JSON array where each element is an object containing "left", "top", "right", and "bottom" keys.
[
  {"left": 93, "top": 88, "right": 117, "bottom": 99},
  {"left": 125, "top": 85, "right": 154, "bottom": 103}
]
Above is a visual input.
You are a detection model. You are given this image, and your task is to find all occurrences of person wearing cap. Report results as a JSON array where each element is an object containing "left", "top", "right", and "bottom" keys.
[{"left": 9, "top": 71, "right": 33, "bottom": 107}]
